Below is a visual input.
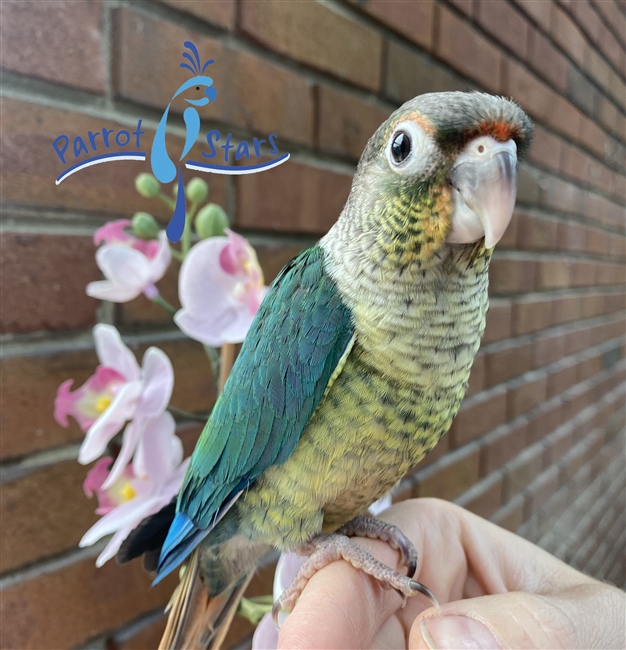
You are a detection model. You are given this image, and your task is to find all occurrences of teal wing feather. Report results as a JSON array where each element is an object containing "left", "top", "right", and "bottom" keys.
[{"left": 178, "top": 245, "right": 354, "bottom": 529}]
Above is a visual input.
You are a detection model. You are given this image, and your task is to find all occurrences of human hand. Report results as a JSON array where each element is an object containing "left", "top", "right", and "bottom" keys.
[{"left": 277, "top": 498, "right": 625, "bottom": 649}]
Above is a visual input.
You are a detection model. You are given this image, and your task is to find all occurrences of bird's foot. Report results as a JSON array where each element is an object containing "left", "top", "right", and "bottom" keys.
[
  {"left": 336, "top": 515, "right": 418, "bottom": 578},
  {"left": 271, "top": 532, "right": 438, "bottom": 623}
]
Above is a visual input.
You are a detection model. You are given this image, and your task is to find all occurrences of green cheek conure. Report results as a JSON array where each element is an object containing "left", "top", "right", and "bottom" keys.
[{"left": 118, "top": 91, "right": 532, "bottom": 649}]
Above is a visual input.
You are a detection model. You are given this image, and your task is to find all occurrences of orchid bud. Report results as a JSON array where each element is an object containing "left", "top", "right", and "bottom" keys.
[
  {"left": 186, "top": 177, "right": 209, "bottom": 204},
  {"left": 131, "top": 212, "right": 160, "bottom": 240},
  {"left": 195, "top": 204, "right": 230, "bottom": 239},
  {"left": 135, "top": 173, "right": 160, "bottom": 198}
]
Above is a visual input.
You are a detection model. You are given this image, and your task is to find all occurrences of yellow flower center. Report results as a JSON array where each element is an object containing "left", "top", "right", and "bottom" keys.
[
  {"left": 95, "top": 395, "right": 112, "bottom": 413},
  {"left": 120, "top": 482, "right": 137, "bottom": 501}
]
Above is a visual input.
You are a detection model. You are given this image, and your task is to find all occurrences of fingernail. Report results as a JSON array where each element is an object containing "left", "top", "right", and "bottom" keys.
[{"left": 420, "top": 616, "right": 501, "bottom": 649}]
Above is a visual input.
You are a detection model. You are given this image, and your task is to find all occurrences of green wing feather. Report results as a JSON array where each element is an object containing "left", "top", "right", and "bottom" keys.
[{"left": 178, "top": 245, "right": 354, "bottom": 529}]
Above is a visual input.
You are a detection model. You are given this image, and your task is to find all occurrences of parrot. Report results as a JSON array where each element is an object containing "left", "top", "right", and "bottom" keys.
[{"left": 118, "top": 91, "right": 532, "bottom": 649}]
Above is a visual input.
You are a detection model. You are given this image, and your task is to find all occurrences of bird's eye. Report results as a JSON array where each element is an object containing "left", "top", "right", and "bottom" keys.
[
  {"left": 196, "top": 86, "right": 200, "bottom": 91},
  {"left": 390, "top": 131, "right": 411, "bottom": 165}
]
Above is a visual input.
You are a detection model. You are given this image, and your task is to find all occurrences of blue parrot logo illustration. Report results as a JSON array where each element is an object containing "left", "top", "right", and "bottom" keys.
[{"left": 151, "top": 42, "right": 217, "bottom": 242}]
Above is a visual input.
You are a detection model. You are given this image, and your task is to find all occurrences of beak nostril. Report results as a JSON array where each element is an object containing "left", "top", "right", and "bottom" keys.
[{"left": 478, "top": 145, "right": 484, "bottom": 153}]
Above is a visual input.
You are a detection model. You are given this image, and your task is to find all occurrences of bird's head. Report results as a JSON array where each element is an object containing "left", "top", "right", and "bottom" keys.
[
  {"left": 350, "top": 92, "right": 532, "bottom": 260},
  {"left": 172, "top": 76, "right": 217, "bottom": 107}
]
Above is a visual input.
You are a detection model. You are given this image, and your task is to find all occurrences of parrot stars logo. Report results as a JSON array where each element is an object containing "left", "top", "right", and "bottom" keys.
[{"left": 52, "top": 41, "right": 290, "bottom": 243}]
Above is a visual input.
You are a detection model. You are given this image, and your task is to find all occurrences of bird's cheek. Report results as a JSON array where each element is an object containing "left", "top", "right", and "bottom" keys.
[{"left": 421, "top": 186, "right": 454, "bottom": 259}]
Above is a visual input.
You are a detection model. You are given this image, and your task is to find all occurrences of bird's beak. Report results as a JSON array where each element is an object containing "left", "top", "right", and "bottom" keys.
[{"left": 449, "top": 138, "right": 517, "bottom": 249}]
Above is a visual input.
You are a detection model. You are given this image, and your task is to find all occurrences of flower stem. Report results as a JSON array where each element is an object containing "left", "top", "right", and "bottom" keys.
[
  {"left": 151, "top": 294, "right": 177, "bottom": 315},
  {"left": 167, "top": 406, "right": 209, "bottom": 423},
  {"left": 182, "top": 200, "right": 198, "bottom": 258},
  {"left": 203, "top": 345, "right": 221, "bottom": 383},
  {"left": 237, "top": 596, "right": 273, "bottom": 625},
  {"left": 157, "top": 192, "right": 176, "bottom": 210},
  {"left": 218, "top": 343, "right": 236, "bottom": 394},
  {"left": 170, "top": 247, "right": 184, "bottom": 262}
]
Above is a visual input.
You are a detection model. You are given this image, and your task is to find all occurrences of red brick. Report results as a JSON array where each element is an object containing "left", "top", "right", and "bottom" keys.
[
  {"left": 540, "top": 176, "right": 583, "bottom": 215},
  {"left": 591, "top": 0, "right": 626, "bottom": 48},
  {"left": 483, "top": 300, "right": 513, "bottom": 343},
  {"left": 351, "top": 0, "right": 434, "bottom": 49},
  {"left": 0, "top": 1, "right": 106, "bottom": 93},
  {"left": 504, "top": 59, "right": 554, "bottom": 122},
  {"left": 484, "top": 342, "right": 533, "bottom": 386},
  {"left": 527, "top": 28, "right": 569, "bottom": 93},
  {"left": 532, "top": 331, "right": 566, "bottom": 368},
  {"left": 507, "top": 373, "right": 548, "bottom": 418},
  {"left": 490, "top": 257, "right": 537, "bottom": 295},
  {"left": 235, "top": 160, "right": 352, "bottom": 234},
  {"left": 447, "top": 0, "right": 475, "bottom": 17},
  {"left": 587, "top": 228, "right": 610, "bottom": 256},
  {"left": 589, "top": 161, "right": 614, "bottom": 195},
  {"left": 525, "top": 465, "right": 560, "bottom": 515},
  {"left": 317, "top": 86, "right": 391, "bottom": 160},
  {"left": 537, "top": 259, "right": 571, "bottom": 290},
  {"left": 436, "top": 6, "right": 503, "bottom": 93},
  {"left": 239, "top": 0, "right": 383, "bottom": 90},
  {"left": 0, "top": 553, "right": 177, "bottom": 650},
  {"left": 585, "top": 48, "right": 612, "bottom": 92},
  {"left": 0, "top": 339, "right": 215, "bottom": 460},
  {"left": 527, "top": 400, "right": 564, "bottom": 443},
  {"left": 570, "top": 0, "right": 604, "bottom": 45},
  {"left": 413, "top": 445, "right": 481, "bottom": 501},
  {"left": 491, "top": 493, "right": 525, "bottom": 531},
  {"left": 543, "top": 424, "right": 575, "bottom": 465},
  {"left": 595, "top": 22, "right": 625, "bottom": 74},
  {"left": 547, "top": 95, "right": 583, "bottom": 142},
  {"left": 449, "top": 387, "right": 508, "bottom": 447},
  {"left": 480, "top": 419, "right": 529, "bottom": 475},
  {"left": 113, "top": 10, "right": 314, "bottom": 147},
  {"left": 476, "top": 0, "right": 530, "bottom": 59},
  {"left": 503, "top": 443, "right": 543, "bottom": 499},
  {"left": 456, "top": 472, "right": 504, "bottom": 518},
  {"left": 579, "top": 115, "right": 610, "bottom": 160},
  {"left": 551, "top": 295, "right": 583, "bottom": 325},
  {"left": 512, "top": 296, "right": 553, "bottom": 335},
  {"left": 512, "top": 0, "right": 552, "bottom": 30},
  {"left": 552, "top": 5, "right": 588, "bottom": 67},
  {"left": 161, "top": 0, "right": 236, "bottom": 29},
  {"left": 559, "top": 438, "right": 591, "bottom": 485},
  {"left": 1, "top": 98, "right": 226, "bottom": 219},
  {"left": 516, "top": 213, "right": 559, "bottom": 250},
  {"left": 560, "top": 144, "right": 592, "bottom": 184},
  {"left": 597, "top": 96, "right": 621, "bottom": 137},
  {"left": 577, "top": 354, "right": 604, "bottom": 382},
  {"left": 607, "top": 69, "right": 626, "bottom": 111},
  {"left": 557, "top": 221, "right": 588, "bottom": 252},
  {"left": 527, "top": 126, "right": 563, "bottom": 172},
  {"left": 0, "top": 233, "right": 98, "bottom": 335},
  {"left": 570, "top": 261, "right": 597, "bottom": 288}
]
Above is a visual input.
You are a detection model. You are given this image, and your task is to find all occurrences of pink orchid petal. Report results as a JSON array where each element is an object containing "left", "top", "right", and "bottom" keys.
[
  {"left": 83, "top": 457, "right": 113, "bottom": 499},
  {"left": 94, "top": 219, "right": 133, "bottom": 246},
  {"left": 131, "top": 238, "right": 160, "bottom": 259},
  {"left": 86, "top": 280, "right": 143, "bottom": 303},
  {"left": 95, "top": 245, "right": 151, "bottom": 289},
  {"left": 135, "top": 347, "right": 174, "bottom": 419},
  {"left": 221, "top": 229, "right": 253, "bottom": 277},
  {"left": 251, "top": 613, "right": 279, "bottom": 650},
  {"left": 94, "top": 527, "right": 134, "bottom": 568},
  {"left": 94, "top": 325, "right": 140, "bottom": 382},
  {"left": 133, "top": 411, "right": 178, "bottom": 482},
  {"left": 102, "top": 417, "right": 146, "bottom": 489},
  {"left": 147, "top": 231, "right": 172, "bottom": 282},
  {"left": 54, "top": 379, "right": 75, "bottom": 428},
  {"left": 78, "top": 380, "right": 142, "bottom": 465}
]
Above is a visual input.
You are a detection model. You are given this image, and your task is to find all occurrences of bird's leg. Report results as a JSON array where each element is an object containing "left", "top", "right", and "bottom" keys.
[
  {"left": 336, "top": 515, "right": 418, "bottom": 578},
  {"left": 272, "top": 532, "right": 439, "bottom": 622}
]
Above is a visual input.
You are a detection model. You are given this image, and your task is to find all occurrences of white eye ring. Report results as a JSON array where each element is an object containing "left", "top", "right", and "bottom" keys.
[{"left": 385, "top": 120, "right": 434, "bottom": 176}]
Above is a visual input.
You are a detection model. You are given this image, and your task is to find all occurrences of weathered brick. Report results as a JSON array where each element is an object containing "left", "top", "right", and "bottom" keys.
[
  {"left": 547, "top": 95, "right": 583, "bottom": 143},
  {"left": 585, "top": 48, "right": 612, "bottom": 92},
  {"left": 525, "top": 465, "right": 560, "bottom": 516},
  {"left": 0, "top": 232, "right": 98, "bottom": 335},
  {"left": 476, "top": 0, "right": 529, "bottom": 59},
  {"left": 0, "top": 553, "right": 177, "bottom": 650},
  {"left": 527, "top": 400, "right": 564, "bottom": 444},
  {"left": 512, "top": 0, "right": 551, "bottom": 30},
  {"left": 483, "top": 300, "right": 513, "bottom": 343},
  {"left": 547, "top": 361, "right": 578, "bottom": 400},
  {"left": 537, "top": 259, "right": 571, "bottom": 290},
  {"left": 239, "top": 0, "right": 383, "bottom": 90},
  {"left": 568, "top": 66, "right": 597, "bottom": 117},
  {"left": 455, "top": 471, "right": 504, "bottom": 518},
  {"left": 527, "top": 126, "right": 563, "bottom": 172},
  {"left": 480, "top": 418, "right": 528, "bottom": 475},
  {"left": 527, "top": 28, "right": 569, "bottom": 94},
  {"left": 560, "top": 143, "right": 592, "bottom": 184},
  {"left": 161, "top": 0, "right": 236, "bottom": 29},
  {"left": 507, "top": 373, "right": 548, "bottom": 418},
  {"left": 317, "top": 86, "right": 391, "bottom": 160},
  {"left": 579, "top": 115, "right": 610, "bottom": 160},
  {"left": 235, "top": 159, "right": 352, "bottom": 234},
  {"left": 449, "top": 387, "right": 507, "bottom": 447},
  {"left": 551, "top": 295, "right": 583, "bottom": 325},
  {"left": 447, "top": 0, "right": 475, "bottom": 17},
  {"left": 512, "top": 296, "right": 553, "bottom": 335},
  {"left": 504, "top": 443, "right": 543, "bottom": 500},
  {"left": 540, "top": 175, "right": 583, "bottom": 215},
  {"left": 489, "top": 256, "right": 537, "bottom": 294},
  {"left": 351, "top": 0, "right": 435, "bottom": 49},
  {"left": 552, "top": 5, "right": 588, "bottom": 67},
  {"left": 413, "top": 444, "right": 481, "bottom": 501},
  {"left": 557, "top": 221, "right": 588, "bottom": 252},
  {"left": 570, "top": 0, "right": 604, "bottom": 45},
  {"left": 484, "top": 341, "right": 533, "bottom": 386},
  {"left": 0, "top": 339, "right": 215, "bottom": 460},
  {"left": 516, "top": 212, "right": 559, "bottom": 250},
  {"left": 436, "top": 6, "right": 503, "bottom": 93},
  {"left": 491, "top": 492, "right": 525, "bottom": 531},
  {"left": 505, "top": 59, "right": 554, "bottom": 122},
  {"left": 1, "top": 98, "right": 226, "bottom": 219},
  {"left": 543, "top": 424, "right": 574, "bottom": 466},
  {"left": 113, "top": 9, "right": 314, "bottom": 147},
  {"left": 0, "top": 1, "right": 106, "bottom": 93},
  {"left": 385, "top": 42, "right": 468, "bottom": 103},
  {"left": 591, "top": 0, "right": 626, "bottom": 48}
]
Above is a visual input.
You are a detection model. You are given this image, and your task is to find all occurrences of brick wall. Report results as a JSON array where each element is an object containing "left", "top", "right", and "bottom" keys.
[{"left": 1, "top": 1, "right": 624, "bottom": 648}]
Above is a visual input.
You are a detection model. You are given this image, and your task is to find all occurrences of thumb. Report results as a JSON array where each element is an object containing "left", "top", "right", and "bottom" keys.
[{"left": 410, "top": 585, "right": 626, "bottom": 649}]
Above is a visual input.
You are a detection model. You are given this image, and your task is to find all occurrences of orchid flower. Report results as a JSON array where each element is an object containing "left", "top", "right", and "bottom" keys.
[
  {"left": 251, "top": 492, "right": 394, "bottom": 649},
  {"left": 86, "top": 219, "right": 171, "bottom": 302},
  {"left": 54, "top": 324, "right": 174, "bottom": 487},
  {"left": 174, "top": 229, "right": 268, "bottom": 347},
  {"left": 80, "top": 411, "right": 190, "bottom": 567}
]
